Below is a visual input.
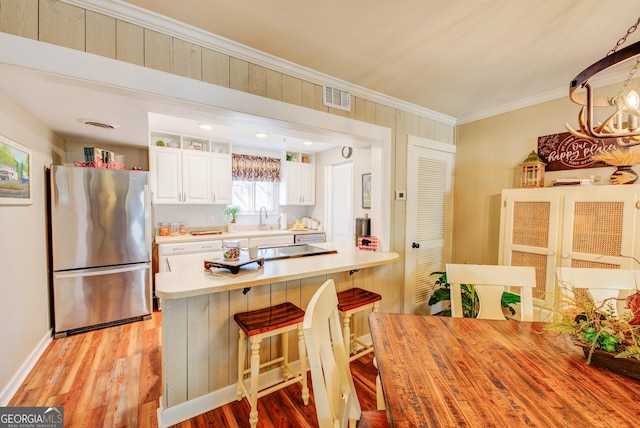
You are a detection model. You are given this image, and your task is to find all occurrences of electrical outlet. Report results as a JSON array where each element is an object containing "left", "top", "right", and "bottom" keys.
[{"left": 208, "top": 214, "right": 216, "bottom": 223}]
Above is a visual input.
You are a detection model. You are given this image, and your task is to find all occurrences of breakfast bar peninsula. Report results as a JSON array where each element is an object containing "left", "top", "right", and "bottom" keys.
[{"left": 155, "top": 241, "right": 399, "bottom": 427}]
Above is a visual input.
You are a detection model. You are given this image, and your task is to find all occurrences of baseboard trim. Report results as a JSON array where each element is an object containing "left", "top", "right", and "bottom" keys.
[
  {"left": 157, "top": 361, "right": 304, "bottom": 427},
  {"left": 0, "top": 329, "right": 53, "bottom": 405}
]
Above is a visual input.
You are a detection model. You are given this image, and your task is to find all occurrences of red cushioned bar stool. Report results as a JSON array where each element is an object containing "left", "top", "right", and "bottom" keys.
[
  {"left": 336, "top": 287, "right": 382, "bottom": 361},
  {"left": 234, "top": 302, "right": 309, "bottom": 428}
]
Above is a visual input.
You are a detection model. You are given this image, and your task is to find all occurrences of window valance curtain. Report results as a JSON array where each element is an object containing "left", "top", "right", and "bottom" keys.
[{"left": 232, "top": 154, "right": 281, "bottom": 182}]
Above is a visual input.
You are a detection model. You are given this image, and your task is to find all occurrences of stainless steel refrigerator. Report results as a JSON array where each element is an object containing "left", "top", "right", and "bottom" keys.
[{"left": 49, "top": 165, "right": 152, "bottom": 338}]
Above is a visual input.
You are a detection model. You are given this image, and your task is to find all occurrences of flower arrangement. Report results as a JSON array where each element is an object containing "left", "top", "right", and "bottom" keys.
[
  {"left": 545, "top": 282, "right": 640, "bottom": 363},
  {"left": 591, "top": 148, "right": 640, "bottom": 166}
]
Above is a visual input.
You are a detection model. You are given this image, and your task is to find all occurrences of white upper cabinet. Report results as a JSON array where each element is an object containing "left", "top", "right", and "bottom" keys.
[
  {"left": 211, "top": 153, "right": 232, "bottom": 204},
  {"left": 149, "top": 131, "right": 231, "bottom": 205},
  {"left": 279, "top": 151, "right": 315, "bottom": 205}
]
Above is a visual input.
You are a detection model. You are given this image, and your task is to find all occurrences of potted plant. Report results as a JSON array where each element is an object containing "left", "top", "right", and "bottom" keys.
[
  {"left": 224, "top": 205, "right": 240, "bottom": 232},
  {"left": 428, "top": 270, "right": 522, "bottom": 318},
  {"left": 545, "top": 282, "right": 640, "bottom": 379}
]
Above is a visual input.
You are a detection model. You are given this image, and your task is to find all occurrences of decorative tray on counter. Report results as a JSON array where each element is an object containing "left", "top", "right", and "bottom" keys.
[{"left": 204, "top": 256, "right": 264, "bottom": 274}]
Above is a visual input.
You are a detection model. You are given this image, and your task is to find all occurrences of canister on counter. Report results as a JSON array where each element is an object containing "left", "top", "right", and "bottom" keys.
[
  {"left": 170, "top": 222, "right": 180, "bottom": 236},
  {"left": 178, "top": 222, "right": 187, "bottom": 235},
  {"left": 223, "top": 239, "right": 241, "bottom": 260},
  {"left": 159, "top": 223, "right": 170, "bottom": 236}
]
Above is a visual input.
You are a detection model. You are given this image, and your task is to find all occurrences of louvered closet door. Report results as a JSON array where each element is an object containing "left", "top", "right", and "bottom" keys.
[
  {"left": 329, "top": 162, "right": 353, "bottom": 243},
  {"left": 404, "top": 137, "right": 455, "bottom": 315},
  {"left": 561, "top": 188, "right": 638, "bottom": 269},
  {"left": 500, "top": 189, "right": 561, "bottom": 319}
]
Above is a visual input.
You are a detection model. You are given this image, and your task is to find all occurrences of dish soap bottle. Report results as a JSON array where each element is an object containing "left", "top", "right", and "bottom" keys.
[{"left": 280, "top": 211, "right": 288, "bottom": 230}]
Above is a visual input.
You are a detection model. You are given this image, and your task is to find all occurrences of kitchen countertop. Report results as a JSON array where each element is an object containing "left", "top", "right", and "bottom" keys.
[
  {"left": 155, "top": 241, "right": 399, "bottom": 299},
  {"left": 155, "top": 228, "right": 323, "bottom": 244}
]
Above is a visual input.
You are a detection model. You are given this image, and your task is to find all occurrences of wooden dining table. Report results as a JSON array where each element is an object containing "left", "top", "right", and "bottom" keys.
[{"left": 368, "top": 313, "right": 640, "bottom": 428}]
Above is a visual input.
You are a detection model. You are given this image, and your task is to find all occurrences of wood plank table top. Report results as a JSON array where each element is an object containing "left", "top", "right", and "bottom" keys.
[{"left": 368, "top": 313, "right": 640, "bottom": 428}]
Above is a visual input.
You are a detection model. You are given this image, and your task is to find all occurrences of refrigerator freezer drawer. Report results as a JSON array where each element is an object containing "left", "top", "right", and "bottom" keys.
[{"left": 53, "top": 263, "right": 152, "bottom": 337}]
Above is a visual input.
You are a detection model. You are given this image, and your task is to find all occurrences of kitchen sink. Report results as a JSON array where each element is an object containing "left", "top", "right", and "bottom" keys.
[{"left": 257, "top": 243, "right": 337, "bottom": 261}]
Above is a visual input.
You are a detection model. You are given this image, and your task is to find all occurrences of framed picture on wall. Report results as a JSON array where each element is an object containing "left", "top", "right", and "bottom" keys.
[
  {"left": 362, "top": 173, "right": 371, "bottom": 209},
  {"left": 0, "top": 134, "right": 32, "bottom": 205}
]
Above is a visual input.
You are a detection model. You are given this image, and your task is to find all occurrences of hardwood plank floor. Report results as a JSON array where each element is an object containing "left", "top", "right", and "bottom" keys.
[{"left": 9, "top": 310, "right": 378, "bottom": 427}]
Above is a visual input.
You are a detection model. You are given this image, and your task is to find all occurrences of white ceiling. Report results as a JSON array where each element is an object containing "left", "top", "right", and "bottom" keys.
[{"left": 1, "top": 1, "right": 640, "bottom": 151}]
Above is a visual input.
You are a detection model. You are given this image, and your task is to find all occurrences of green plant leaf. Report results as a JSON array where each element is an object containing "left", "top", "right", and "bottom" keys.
[{"left": 428, "top": 288, "right": 451, "bottom": 306}]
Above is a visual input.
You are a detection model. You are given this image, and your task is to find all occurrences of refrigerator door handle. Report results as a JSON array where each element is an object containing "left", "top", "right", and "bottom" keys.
[
  {"left": 144, "top": 184, "right": 151, "bottom": 253},
  {"left": 55, "top": 263, "right": 149, "bottom": 279}
]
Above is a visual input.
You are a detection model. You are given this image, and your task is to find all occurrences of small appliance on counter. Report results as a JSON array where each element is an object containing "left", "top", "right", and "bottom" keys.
[{"left": 355, "top": 214, "right": 371, "bottom": 247}]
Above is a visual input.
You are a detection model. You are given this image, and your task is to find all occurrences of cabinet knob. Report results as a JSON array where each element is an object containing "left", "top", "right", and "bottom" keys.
[
  {"left": 547, "top": 250, "right": 555, "bottom": 256},
  {"left": 561, "top": 252, "right": 569, "bottom": 258}
]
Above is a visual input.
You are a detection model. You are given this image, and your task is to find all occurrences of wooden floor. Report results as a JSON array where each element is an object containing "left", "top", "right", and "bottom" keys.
[{"left": 9, "top": 310, "right": 378, "bottom": 427}]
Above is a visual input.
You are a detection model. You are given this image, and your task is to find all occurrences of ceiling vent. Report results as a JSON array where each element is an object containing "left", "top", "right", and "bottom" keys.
[
  {"left": 80, "top": 118, "right": 119, "bottom": 130},
  {"left": 323, "top": 86, "right": 351, "bottom": 111}
]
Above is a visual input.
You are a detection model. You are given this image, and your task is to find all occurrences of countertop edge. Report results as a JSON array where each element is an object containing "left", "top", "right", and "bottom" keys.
[{"left": 155, "top": 247, "right": 399, "bottom": 300}]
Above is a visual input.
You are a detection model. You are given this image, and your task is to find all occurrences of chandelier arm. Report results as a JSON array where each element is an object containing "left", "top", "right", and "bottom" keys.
[
  {"left": 569, "top": 40, "right": 640, "bottom": 106},
  {"left": 584, "top": 83, "right": 640, "bottom": 138}
]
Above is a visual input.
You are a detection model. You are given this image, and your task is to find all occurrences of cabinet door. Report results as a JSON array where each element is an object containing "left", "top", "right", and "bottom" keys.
[
  {"left": 500, "top": 189, "right": 561, "bottom": 319},
  {"left": 182, "top": 151, "right": 211, "bottom": 204},
  {"left": 211, "top": 153, "right": 232, "bottom": 204},
  {"left": 300, "top": 162, "right": 315, "bottom": 205},
  {"left": 150, "top": 147, "right": 181, "bottom": 204},
  {"left": 561, "top": 187, "right": 638, "bottom": 269},
  {"left": 280, "top": 162, "right": 301, "bottom": 205}
]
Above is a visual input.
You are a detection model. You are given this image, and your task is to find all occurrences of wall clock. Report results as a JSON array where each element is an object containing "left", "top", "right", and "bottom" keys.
[{"left": 342, "top": 146, "right": 353, "bottom": 159}]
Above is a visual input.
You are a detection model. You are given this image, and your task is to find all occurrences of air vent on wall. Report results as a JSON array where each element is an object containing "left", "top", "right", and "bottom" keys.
[{"left": 323, "top": 86, "right": 351, "bottom": 111}]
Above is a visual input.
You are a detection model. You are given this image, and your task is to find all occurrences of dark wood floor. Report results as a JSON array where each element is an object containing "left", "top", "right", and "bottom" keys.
[{"left": 9, "top": 310, "right": 378, "bottom": 427}]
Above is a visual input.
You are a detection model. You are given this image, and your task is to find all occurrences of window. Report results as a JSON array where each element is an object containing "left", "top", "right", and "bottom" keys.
[{"left": 232, "top": 180, "right": 279, "bottom": 214}]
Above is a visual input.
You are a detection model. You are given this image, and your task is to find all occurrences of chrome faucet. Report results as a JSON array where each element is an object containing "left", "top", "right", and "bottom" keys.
[{"left": 258, "top": 206, "right": 268, "bottom": 230}]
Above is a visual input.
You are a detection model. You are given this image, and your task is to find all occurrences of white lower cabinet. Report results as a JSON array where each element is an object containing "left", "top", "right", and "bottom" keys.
[{"left": 499, "top": 185, "right": 640, "bottom": 320}]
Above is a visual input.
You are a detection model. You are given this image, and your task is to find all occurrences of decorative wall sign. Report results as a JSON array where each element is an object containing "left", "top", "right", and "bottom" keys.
[
  {"left": 537, "top": 132, "right": 617, "bottom": 171},
  {"left": 0, "top": 134, "right": 32, "bottom": 205}
]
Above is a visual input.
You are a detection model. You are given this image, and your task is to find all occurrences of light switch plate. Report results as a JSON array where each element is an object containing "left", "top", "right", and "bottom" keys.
[{"left": 395, "top": 190, "right": 406, "bottom": 200}]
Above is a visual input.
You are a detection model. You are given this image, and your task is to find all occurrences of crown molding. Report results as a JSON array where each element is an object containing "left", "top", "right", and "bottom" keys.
[
  {"left": 457, "top": 68, "right": 631, "bottom": 125},
  {"left": 62, "top": 0, "right": 456, "bottom": 126}
]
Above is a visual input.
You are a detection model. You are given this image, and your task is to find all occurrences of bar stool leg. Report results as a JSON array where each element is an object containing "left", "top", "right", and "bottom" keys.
[
  {"left": 237, "top": 330, "right": 247, "bottom": 400},
  {"left": 342, "top": 314, "right": 351, "bottom": 355},
  {"left": 297, "top": 324, "right": 310, "bottom": 405},
  {"left": 249, "top": 337, "right": 261, "bottom": 428},
  {"left": 282, "top": 331, "right": 289, "bottom": 379}
]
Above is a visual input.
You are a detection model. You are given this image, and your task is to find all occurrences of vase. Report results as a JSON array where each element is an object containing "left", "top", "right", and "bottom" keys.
[
  {"left": 577, "top": 344, "right": 640, "bottom": 381},
  {"left": 610, "top": 165, "right": 638, "bottom": 184},
  {"left": 227, "top": 222, "right": 238, "bottom": 232}
]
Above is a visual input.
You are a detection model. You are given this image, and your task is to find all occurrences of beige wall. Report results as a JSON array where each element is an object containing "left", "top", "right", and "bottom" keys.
[
  {"left": 454, "top": 85, "right": 639, "bottom": 265},
  {"left": 0, "top": 89, "right": 66, "bottom": 400}
]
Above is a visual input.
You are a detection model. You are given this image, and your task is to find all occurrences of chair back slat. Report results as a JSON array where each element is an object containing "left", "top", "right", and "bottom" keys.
[
  {"left": 303, "top": 279, "right": 362, "bottom": 428},
  {"left": 556, "top": 267, "right": 639, "bottom": 316},
  {"left": 446, "top": 264, "right": 537, "bottom": 321}
]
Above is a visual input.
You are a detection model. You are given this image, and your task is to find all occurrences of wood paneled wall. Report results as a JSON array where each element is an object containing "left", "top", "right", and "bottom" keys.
[{"left": 0, "top": 0, "right": 455, "bottom": 313}]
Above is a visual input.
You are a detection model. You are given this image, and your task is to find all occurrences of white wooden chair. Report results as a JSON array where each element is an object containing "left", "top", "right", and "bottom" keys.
[
  {"left": 445, "top": 264, "right": 537, "bottom": 321},
  {"left": 303, "top": 279, "right": 388, "bottom": 428},
  {"left": 556, "top": 267, "right": 640, "bottom": 316}
]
